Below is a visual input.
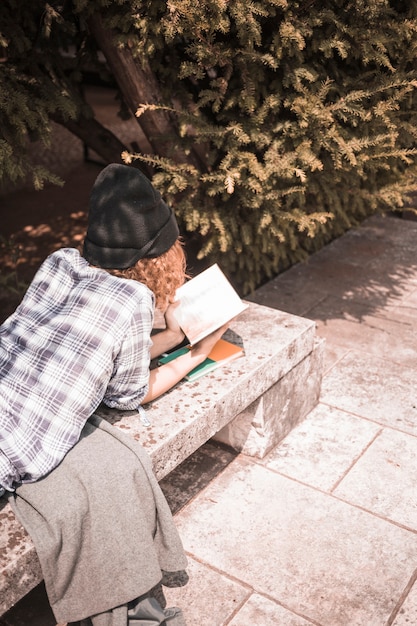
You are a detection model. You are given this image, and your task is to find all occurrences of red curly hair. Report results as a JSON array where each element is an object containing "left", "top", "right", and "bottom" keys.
[{"left": 108, "top": 239, "right": 187, "bottom": 310}]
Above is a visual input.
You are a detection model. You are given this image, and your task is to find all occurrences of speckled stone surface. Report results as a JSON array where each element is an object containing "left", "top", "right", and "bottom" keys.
[
  {"left": 391, "top": 580, "right": 417, "bottom": 625},
  {"left": 170, "top": 457, "right": 417, "bottom": 626},
  {"left": 214, "top": 337, "right": 324, "bottom": 457},
  {"left": 95, "top": 301, "right": 319, "bottom": 479},
  {"left": 0, "top": 501, "right": 42, "bottom": 616}
]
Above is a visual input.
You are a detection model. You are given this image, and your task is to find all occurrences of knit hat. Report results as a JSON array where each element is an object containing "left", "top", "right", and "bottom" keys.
[{"left": 83, "top": 164, "right": 179, "bottom": 269}]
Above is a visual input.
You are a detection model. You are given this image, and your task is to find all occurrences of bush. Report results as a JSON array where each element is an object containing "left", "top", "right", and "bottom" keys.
[
  {"left": 2, "top": 1, "right": 417, "bottom": 292},
  {"left": 121, "top": 0, "right": 417, "bottom": 291}
]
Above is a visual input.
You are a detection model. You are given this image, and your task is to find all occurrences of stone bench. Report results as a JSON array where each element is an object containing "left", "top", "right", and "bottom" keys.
[{"left": 0, "top": 301, "right": 324, "bottom": 617}]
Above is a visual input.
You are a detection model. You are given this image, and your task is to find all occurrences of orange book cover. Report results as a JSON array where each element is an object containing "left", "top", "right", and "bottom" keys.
[{"left": 206, "top": 338, "right": 243, "bottom": 363}]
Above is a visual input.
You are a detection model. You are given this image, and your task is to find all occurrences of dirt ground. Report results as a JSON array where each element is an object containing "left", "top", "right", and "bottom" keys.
[
  {"left": 0, "top": 84, "right": 149, "bottom": 323},
  {"left": 0, "top": 162, "right": 104, "bottom": 323}
]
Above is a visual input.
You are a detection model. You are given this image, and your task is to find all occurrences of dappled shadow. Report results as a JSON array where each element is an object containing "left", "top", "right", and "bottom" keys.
[
  {"left": 251, "top": 213, "right": 417, "bottom": 320},
  {"left": 0, "top": 163, "right": 100, "bottom": 281},
  {"left": 0, "top": 163, "right": 101, "bottom": 323},
  {"left": 2, "top": 169, "right": 417, "bottom": 337},
  {"left": 249, "top": 213, "right": 417, "bottom": 368}
]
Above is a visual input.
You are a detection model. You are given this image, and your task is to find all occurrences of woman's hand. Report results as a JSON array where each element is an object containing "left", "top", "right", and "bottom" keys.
[{"left": 164, "top": 300, "right": 184, "bottom": 337}]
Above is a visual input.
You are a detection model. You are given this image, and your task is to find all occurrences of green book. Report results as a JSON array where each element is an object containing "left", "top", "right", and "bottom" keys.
[{"left": 159, "top": 338, "right": 244, "bottom": 382}]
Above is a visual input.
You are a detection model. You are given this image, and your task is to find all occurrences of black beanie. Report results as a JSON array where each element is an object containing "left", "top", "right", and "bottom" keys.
[{"left": 83, "top": 164, "right": 179, "bottom": 269}]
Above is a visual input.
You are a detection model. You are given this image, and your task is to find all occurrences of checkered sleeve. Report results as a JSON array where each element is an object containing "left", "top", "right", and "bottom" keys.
[{"left": 103, "top": 291, "right": 154, "bottom": 410}]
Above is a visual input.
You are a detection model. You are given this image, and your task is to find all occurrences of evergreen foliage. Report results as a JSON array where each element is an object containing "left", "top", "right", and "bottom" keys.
[
  {"left": 2, "top": 1, "right": 417, "bottom": 290},
  {"left": 0, "top": 1, "right": 103, "bottom": 189}
]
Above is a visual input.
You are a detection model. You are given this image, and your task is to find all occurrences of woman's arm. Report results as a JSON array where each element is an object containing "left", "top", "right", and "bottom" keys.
[
  {"left": 149, "top": 301, "right": 185, "bottom": 359},
  {"left": 141, "top": 323, "right": 229, "bottom": 404}
]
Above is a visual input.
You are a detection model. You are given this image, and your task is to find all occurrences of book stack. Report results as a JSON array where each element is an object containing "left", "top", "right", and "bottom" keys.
[{"left": 159, "top": 337, "right": 244, "bottom": 382}]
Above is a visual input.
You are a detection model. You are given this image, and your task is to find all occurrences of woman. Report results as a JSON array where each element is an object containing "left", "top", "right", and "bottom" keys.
[{"left": 0, "top": 164, "right": 226, "bottom": 625}]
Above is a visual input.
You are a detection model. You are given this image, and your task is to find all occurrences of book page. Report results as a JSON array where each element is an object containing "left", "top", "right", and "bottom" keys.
[{"left": 174, "top": 264, "right": 248, "bottom": 344}]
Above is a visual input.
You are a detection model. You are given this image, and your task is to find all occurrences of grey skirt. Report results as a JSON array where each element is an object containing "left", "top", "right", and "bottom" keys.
[{"left": 11, "top": 415, "right": 188, "bottom": 624}]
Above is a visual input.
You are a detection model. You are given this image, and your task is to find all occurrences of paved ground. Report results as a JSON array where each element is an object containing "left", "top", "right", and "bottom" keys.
[{"left": 160, "top": 212, "right": 417, "bottom": 626}]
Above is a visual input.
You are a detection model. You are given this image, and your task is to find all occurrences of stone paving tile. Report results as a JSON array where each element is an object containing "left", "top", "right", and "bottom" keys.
[
  {"left": 174, "top": 457, "right": 417, "bottom": 626},
  {"left": 334, "top": 429, "right": 417, "bottom": 531},
  {"left": 260, "top": 404, "right": 381, "bottom": 492},
  {"left": 406, "top": 289, "right": 417, "bottom": 308},
  {"left": 164, "top": 556, "right": 250, "bottom": 626},
  {"left": 328, "top": 215, "right": 417, "bottom": 264},
  {"left": 321, "top": 344, "right": 352, "bottom": 373},
  {"left": 391, "top": 579, "right": 417, "bottom": 625},
  {"left": 250, "top": 259, "right": 416, "bottom": 323},
  {"left": 246, "top": 277, "right": 327, "bottom": 318},
  {"left": 307, "top": 296, "right": 417, "bottom": 368},
  {"left": 310, "top": 220, "right": 395, "bottom": 267},
  {"left": 400, "top": 287, "right": 417, "bottom": 306},
  {"left": 251, "top": 215, "right": 417, "bottom": 321},
  {"left": 366, "top": 258, "right": 417, "bottom": 291},
  {"left": 228, "top": 593, "right": 315, "bottom": 625},
  {"left": 252, "top": 257, "right": 372, "bottom": 314},
  {"left": 320, "top": 351, "right": 417, "bottom": 436}
]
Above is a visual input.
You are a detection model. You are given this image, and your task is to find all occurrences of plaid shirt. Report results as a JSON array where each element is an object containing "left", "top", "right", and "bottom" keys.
[{"left": 0, "top": 248, "right": 154, "bottom": 491}]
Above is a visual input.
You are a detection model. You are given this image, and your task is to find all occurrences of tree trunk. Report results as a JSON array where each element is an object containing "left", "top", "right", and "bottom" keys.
[
  {"left": 52, "top": 112, "right": 128, "bottom": 165},
  {"left": 88, "top": 14, "right": 204, "bottom": 170},
  {"left": 52, "top": 111, "right": 156, "bottom": 176}
]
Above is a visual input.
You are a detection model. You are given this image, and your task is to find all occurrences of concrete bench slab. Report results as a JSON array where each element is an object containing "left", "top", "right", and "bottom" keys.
[{"left": 0, "top": 301, "right": 323, "bottom": 616}]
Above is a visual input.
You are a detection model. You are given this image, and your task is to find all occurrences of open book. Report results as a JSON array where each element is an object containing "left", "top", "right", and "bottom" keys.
[
  {"left": 159, "top": 337, "right": 244, "bottom": 382},
  {"left": 173, "top": 263, "right": 248, "bottom": 345}
]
